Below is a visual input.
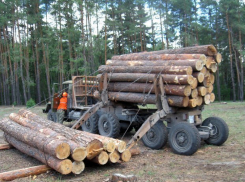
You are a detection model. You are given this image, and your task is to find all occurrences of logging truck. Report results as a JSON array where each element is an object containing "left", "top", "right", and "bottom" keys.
[{"left": 43, "top": 45, "right": 229, "bottom": 155}]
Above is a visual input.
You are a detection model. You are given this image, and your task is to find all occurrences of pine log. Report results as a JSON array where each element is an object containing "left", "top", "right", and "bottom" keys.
[
  {"left": 210, "top": 63, "right": 217, "bottom": 73},
  {"left": 18, "top": 110, "right": 104, "bottom": 160},
  {"left": 72, "top": 161, "right": 85, "bottom": 174},
  {"left": 0, "top": 165, "right": 50, "bottom": 181},
  {"left": 98, "top": 65, "right": 193, "bottom": 75},
  {"left": 196, "top": 96, "right": 203, "bottom": 106},
  {"left": 97, "top": 73, "right": 194, "bottom": 85},
  {"left": 197, "top": 86, "right": 207, "bottom": 96},
  {"left": 114, "top": 140, "right": 127, "bottom": 153},
  {"left": 111, "top": 45, "right": 217, "bottom": 58},
  {"left": 210, "top": 73, "right": 215, "bottom": 84},
  {"left": 190, "top": 78, "right": 198, "bottom": 89},
  {"left": 188, "top": 99, "right": 197, "bottom": 108},
  {"left": 106, "top": 59, "right": 203, "bottom": 71},
  {"left": 210, "top": 93, "right": 215, "bottom": 102},
  {"left": 206, "top": 85, "right": 214, "bottom": 94},
  {"left": 111, "top": 53, "right": 206, "bottom": 61},
  {"left": 204, "top": 94, "right": 211, "bottom": 105},
  {"left": 129, "top": 148, "right": 141, "bottom": 156},
  {"left": 109, "top": 150, "right": 120, "bottom": 163},
  {"left": 0, "top": 143, "right": 12, "bottom": 150},
  {"left": 200, "top": 67, "right": 207, "bottom": 76},
  {"left": 0, "top": 118, "right": 70, "bottom": 160},
  {"left": 192, "top": 72, "right": 204, "bottom": 83},
  {"left": 111, "top": 173, "right": 137, "bottom": 182},
  {"left": 4, "top": 134, "right": 72, "bottom": 175},
  {"left": 206, "top": 57, "right": 216, "bottom": 68},
  {"left": 107, "top": 82, "right": 192, "bottom": 97},
  {"left": 215, "top": 53, "right": 222, "bottom": 63},
  {"left": 91, "top": 151, "right": 109, "bottom": 165},
  {"left": 9, "top": 113, "right": 87, "bottom": 161},
  {"left": 106, "top": 92, "right": 189, "bottom": 107},
  {"left": 190, "top": 88, "right": 198, "bottom": 98},
  {"left": 120, "top": 149, "right": 131, "bottom": 162},
  {"left": 202, "top": 76, "right": 212, "bottom": 87}
]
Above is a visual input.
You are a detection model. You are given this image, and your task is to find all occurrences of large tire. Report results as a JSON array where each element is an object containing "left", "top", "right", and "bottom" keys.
[
  {"left": 168, "top": 122, "right": 201, "bottom": 155},
  {"left": 47, "top": 110, "right": 56, "bottom": 122},
  {"left": 202, "top": 117, "right": 229, "bottom": 146},
  {"left": 142, "top": 120, "right": 168, "bottom": 149},
  {"left": 81, "top": 113, "right": 99, "bottom": 134},
  {"left": 98, "top": 113, "right": 120, "bottom": 138}
]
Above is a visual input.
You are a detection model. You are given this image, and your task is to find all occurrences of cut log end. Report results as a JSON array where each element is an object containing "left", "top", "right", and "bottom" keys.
[
  {"left": 104, "top": 140, "right": 116, "bottom": 153},
  {"left": 72, "top": 161, "right": 85, "bottom": 174},
  {"left": 204, "top": 94, "right": 211, "bottom": 105},
  {"left": 197, "top": 86, "right": 207, "bottom": 96},
  {"left": 120, "top": 149, "right": 131, "bottom": 162},
  {"left": 195, "top": 60, "right": 204, "bottom": 71},
  {"left": 196, "top": 96, "right": 203, "bottom": 106},
  {"left": 199, "top": 54, "right": 207, "bottom": 65},
  {"left": 215, "top": 53, "right": 222, "bottom": 63},
  {"left": 55, "top": 143, "right": 70, "bottom": 160},
  {"left": 207, "top": 45, "right": 217, "bottom": 56},
  {"left": 210, "top": 93, "right": 215, "bottom": 102},
  {"left": 191, "top": 89, "right": 198, "bottom": 99},
  {"left": 86, "top": 139, "right": 104, "bottom": 160},
  {"left": 190, "top": 78, "right": 198, "bottom": 89},
  {"left": 193, "top": 72, "right": 204, "bottom": 83},
  {"left": 109, "top": 150, "right": 120, "bottom": 163},
  {"left": 72, "top": 147, "right": 87, "bottom": 161},
  {"left": 92, "top": 151, "right": 109, "bottom": 165},
  {"left": 116, "top": 141, "right": 127, "bottom": 153},
  {"left": 210, "top": 63, "right": 217, "bottom": 73},
  {"left": 188, "top": 99, "right": 197, "bottom": 108},
  {"left": 58, "top": 159, "right": 73, "bottom": 175}
]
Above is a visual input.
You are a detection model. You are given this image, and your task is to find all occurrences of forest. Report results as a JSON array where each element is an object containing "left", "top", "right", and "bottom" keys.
[{"left": 0, "top": 0, "right": 244, "bottom": 105}]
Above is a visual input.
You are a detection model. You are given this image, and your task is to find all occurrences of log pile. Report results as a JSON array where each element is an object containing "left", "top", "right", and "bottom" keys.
[
  {"left": 0, "top": 109, "right": 132, "bottom": 178},
  {"left": 98, "top": 45, "right": 220, "bottom": 108}
]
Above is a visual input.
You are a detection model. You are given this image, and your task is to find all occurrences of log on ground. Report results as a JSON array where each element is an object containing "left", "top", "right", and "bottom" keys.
[
  {"left": 72, "top": 161, "right": 85, "bottom": 174},
  {"left": 0, "top": 143, "right": 12, "bottom": 150},
  {"left": 4, "top": 134, "right": 72, "bottom": 175},
  {"left": 0, "top": 165, "right": 50, "bottom": 181},
  {"left": 0, "top": 118, "right": 70, "bottom": 160}
]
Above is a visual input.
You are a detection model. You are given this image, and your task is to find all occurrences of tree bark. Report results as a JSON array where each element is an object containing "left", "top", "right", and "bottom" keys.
[
  {"left": 4, "top": 134, "right": 72, "bottom": 175},
  {"left": 99, "top": 65, "right": 193, "bottom": 75},
  {"left": 0, "top": 118, "right": 70, "bottom": 159},
  {"left": 0, "top": 165, "right": 50, "bottom": 181}
]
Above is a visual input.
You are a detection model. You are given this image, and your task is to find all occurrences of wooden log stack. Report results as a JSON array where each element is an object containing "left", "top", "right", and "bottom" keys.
[
  {"left": 98, "top": 45, "right": 220, "bottom": 108},
  {"left": 0, "top": 110, "right": 132, "bottom": 179}
]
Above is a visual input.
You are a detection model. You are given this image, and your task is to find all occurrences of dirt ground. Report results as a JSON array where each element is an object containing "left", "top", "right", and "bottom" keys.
[{"left": 1, "top": 102, "right": 245, "bottom": 182}]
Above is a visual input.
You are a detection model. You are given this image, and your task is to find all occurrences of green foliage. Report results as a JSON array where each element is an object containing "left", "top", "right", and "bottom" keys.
[{"left": 26, "top": 99, "right": 36, "bottom": 108}]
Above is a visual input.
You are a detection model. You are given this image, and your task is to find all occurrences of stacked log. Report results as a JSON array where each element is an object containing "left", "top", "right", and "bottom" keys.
[
  {"left": 0, "top": 110, "right": 132, "bottom": 178},
  {"left": 98, "top": 45, "right": 220, "bottom": 108}
]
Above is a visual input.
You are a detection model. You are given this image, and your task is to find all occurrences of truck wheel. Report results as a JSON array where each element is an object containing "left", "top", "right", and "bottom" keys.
[
  {"left": 202, "top": 117, "right": 229, "bottom": 146},
  {"left": 81, "top": 113, "right": 99, "bottom": 134},
  {"left": 142, "top": 121, "right": 168, "bottom": 149},
  {"left": 168, "top": 122, "right": 201, "bottom": 155},
  {"left": 47, "top": 110, "right": 56, "bottom": 122},
  {"left": 98, "top": 113, "right": 120, "bottom": 138}
]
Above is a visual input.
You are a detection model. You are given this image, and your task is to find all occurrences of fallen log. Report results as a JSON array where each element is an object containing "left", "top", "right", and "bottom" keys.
[
  {"left": 4, "top": 134, "right": 72, "bottom": 175},
  {"left": 99, "top": 65, "right": 193, "bottom": 75},
  {"left": 111, "top": 45, "right": 217, "bottom": 59},
  {"left": 192, "top": 72, "right": 204, "bottom": 83},
  {"left": 111, "top": 173, "right": 137, "bottom": 182},
  {"left": 0, "top": 118, "right": 70, "bottom": 160},
  {"left": 72, "top": 161, "right": 85, "bottom": 174},
  {"left": 0, "top": 165, "right": 50, "bottom": 181},
  {"left": 107, "top": 82, "right": 192, "bottom": 97},
  {"left": 120, "top": 149, "right": 131, "bottom": 162},
  {"left": 109, "top": 150, "right": 120, "bottom": 163},
  {"left": 97, "top": 73, "right": 194, "bottom": 85},
  {"left": 91, "top": 151, "right": 109, "bottom": 165},
  {"left": 18, "top": 110, "right": 103, "bottom": 160},
  {"left": 106, "top": 59, "right": 204, "bottom": 71},
  {"left": 105, "top": 92, "right": 189, "bottom": 107},
  {"left": 0, "top": 143, "right": 12, "bottom": 150},
  {"left": 9, "top": 113, "right": 87, "bottom": 161}
]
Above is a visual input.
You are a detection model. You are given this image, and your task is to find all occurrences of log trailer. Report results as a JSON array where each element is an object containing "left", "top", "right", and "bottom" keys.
[{"left": 43, "top": 74, "right": 229, "bottom": 155}]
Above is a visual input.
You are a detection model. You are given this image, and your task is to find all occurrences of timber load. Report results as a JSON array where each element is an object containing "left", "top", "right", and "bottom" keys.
[
  {"left": 0, "top": 109, "right": 132, "bottom": 179},
  {"left": 98, "top": 44, "right": 220, "bottom": 108}
]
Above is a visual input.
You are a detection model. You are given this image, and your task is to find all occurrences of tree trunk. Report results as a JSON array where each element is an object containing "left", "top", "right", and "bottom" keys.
[
  {"left": 4, "top": 134, "right": 72, "bottom": 175},
  {"left": 0, "top": 165, "right": 50, "bottom": 181},
  {"left": 99, "top": 65, "right": 193, "bottom": 75}
]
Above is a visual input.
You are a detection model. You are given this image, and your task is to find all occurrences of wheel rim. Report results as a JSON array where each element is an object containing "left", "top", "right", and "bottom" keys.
[
  {"left": 102, "top": 120, "right": 111, "bottom": 134},
  {"left": 145, "top": 128, "right": 159, "bottom": 143},
  {"left": 209, "top": 123, "right": 218, "bottom": 138},
  {"left": 173, "top": 130, "right": 191, "bottom": 151}
]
